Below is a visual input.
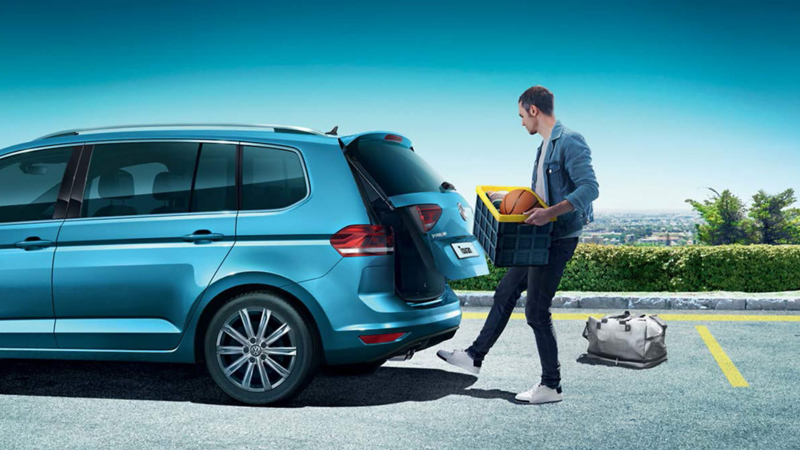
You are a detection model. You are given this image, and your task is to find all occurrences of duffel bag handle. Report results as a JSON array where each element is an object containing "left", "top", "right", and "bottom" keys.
[
  {"left": 602, "top": 311, "right": 632, "bottom": 325},
  {"left": 649, "top": 315, "right": 668, "bottom": 329},
  {"left": 607, "top": 310, "right": 632, "bottom": 320},
  {"left": 619, "top": 314, "right": 645, "bottom": 325}
]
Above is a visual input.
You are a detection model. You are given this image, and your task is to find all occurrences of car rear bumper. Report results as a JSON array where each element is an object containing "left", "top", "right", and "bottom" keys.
[
  {"left": 295, "top": 255, "right": 465, "bottom": 365},
  {"left": 363, "top": 325, "right": 459, "bottom": 364},
  {"left": 323, "top": 314, "right": 461, "bottom": 365},
  {"left": 312, "top": 286, "right": 463, "bottom": 365}
]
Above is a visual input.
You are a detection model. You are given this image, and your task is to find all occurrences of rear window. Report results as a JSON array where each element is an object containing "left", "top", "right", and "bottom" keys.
[{"left": 349, "top": 140, "right": 445, "bottom": 197}]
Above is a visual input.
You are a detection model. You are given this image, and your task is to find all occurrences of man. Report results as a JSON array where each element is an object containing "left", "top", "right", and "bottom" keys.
[{"left": 438, "top": 85, "right": 599, "bottom": 405}]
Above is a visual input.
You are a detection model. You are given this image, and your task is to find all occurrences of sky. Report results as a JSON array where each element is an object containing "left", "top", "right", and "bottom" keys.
[{"left": 1, "top": 0, "right": 798, "bottom": 212}]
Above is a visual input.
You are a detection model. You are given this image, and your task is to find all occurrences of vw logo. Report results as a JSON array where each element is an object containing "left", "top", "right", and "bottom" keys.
[
  {"left": 250, "top": 345, "right": 262, "bottom": 356},
  {"left": 458, "top": 202, "right": 468, "bottom": 221}
]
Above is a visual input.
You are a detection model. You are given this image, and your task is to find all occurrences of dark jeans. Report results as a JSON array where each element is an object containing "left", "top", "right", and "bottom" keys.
[{"left": 466, "top": 237, "right": 579, "bottom": 389}]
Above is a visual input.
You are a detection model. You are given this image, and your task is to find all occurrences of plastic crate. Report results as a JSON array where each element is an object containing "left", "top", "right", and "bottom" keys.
[{"left": 473, "top": 185, "right": 554, "bottom": 267}]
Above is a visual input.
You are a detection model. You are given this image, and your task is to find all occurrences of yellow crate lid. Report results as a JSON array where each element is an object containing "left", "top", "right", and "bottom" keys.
[{"left": 476, "top": 185, "right": 556, "bottom": 223}]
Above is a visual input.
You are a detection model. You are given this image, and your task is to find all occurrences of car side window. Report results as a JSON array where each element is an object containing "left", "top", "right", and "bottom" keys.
[
  {"left": 192, "top": 143, "right": 237, "bottom": 213},
  {"left": 241, "top": 146, "right": 307, "bottom": 211},
  {"left": 0, "top": 147, "right": 73, "bottom": 224},
  {"left": 82, "top": 142, "right": 198, "bottom": 218}
]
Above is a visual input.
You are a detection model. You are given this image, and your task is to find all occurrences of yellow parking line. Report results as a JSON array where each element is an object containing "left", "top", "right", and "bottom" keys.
[
  {"left": 696, "top": 326, "right": 749, "bottom": 387},
  {"left": 461, "top": 312, "right": 800, "bottom": 322}
]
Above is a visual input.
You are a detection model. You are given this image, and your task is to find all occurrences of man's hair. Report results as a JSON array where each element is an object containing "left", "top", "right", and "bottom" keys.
[{"left": 519, "top": 86, "right": 554, "bottom": 116}]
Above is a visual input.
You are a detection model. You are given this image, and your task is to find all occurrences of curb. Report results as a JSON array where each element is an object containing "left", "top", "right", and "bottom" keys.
[{"left": 457, "top": 292, "right": 800, "bottom": 311}]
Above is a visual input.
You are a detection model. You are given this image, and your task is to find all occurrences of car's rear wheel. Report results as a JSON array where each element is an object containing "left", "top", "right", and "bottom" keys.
[{"left": 204, "top": 291, "right": 319, "bottom": 405}]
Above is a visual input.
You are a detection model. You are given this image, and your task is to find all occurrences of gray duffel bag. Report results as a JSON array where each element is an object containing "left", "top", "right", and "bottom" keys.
[{"left": 577, "top": 311, "right": 668, "bottom": 369}]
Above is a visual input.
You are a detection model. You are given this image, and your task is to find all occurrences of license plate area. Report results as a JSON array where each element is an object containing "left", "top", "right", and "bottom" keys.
[{"left": 451, "top": 242, "right": 479, "bottom": 259}]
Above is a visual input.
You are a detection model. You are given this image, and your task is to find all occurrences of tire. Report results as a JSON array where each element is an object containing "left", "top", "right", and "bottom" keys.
[
  {"left": 204, "top": 291, "right": 319, "bottom": 405},
  {"left": 323, "top": 359, "right": 387, "bottom": 376}
]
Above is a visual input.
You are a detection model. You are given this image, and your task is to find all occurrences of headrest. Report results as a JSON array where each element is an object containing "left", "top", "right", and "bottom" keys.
[
  {"left": 98, "top": 170, "right": 134, "bottom": 200},
  {"left": 153, "top": 172, "right": 183, "bottom": 201}
]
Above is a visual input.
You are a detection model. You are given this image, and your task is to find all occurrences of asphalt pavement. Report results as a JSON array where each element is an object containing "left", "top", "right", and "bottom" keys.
[{"left": 1, "top": 308, "right": 799, "bottom": 450}]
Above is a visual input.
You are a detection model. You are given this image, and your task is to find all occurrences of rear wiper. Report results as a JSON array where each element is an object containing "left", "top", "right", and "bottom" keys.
[{"left": 440, "top": 181, "right": 456, "bottom": 192}]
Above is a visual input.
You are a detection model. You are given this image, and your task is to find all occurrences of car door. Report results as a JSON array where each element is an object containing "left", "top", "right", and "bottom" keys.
[
  {"left": 343, "top": 133, "right": 489, "bottom": 281},
  {"left": 0, "top": 145, "right": 79, "bottom": 349},
  {"left": 52, "top": 141, "right": 238, "bottom": 350}
]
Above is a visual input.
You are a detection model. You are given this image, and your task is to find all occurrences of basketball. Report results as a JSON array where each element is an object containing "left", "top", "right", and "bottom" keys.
[{"left": 500, "top": 189, "right": 539, "bottom": 215}]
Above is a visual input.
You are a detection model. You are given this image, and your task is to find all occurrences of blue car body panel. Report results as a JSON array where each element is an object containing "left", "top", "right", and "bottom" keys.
[
  {"left": 0, "top": 219, "right": 63, "bottom": 348},
  {"left": 53, "top": 212, "right": 237, "bottom": 350},
  {"left": 0, "top": 127, "right": 480, "bottom": 365},
  {"left": 297, "top": 254, "right": 462, "bottom": 365}
]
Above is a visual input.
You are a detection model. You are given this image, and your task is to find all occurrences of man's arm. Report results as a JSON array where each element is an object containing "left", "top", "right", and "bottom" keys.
[
  {"left": 523, "top": 199, "right": 574, "bottom": 225},
  {"left": 524, "top": 133, "right": 599, "bottom": 225},
  {"left": 561, "top": 132, "right": 599, "bottom": 220}
]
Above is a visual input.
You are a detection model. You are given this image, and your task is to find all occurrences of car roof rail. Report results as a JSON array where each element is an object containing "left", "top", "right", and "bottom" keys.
[{"left": 35, "top": 123, "right": 328, "bottom": 141}]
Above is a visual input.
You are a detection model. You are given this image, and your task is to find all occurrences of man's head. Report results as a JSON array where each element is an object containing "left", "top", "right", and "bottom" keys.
[{"left": 518, "top": 86, "right": 555, "bottom": 135}]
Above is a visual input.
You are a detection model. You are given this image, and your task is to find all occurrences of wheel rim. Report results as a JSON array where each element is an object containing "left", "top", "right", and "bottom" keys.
[{"left": 215, "top": 307, "right": 297, "bottom": 392}]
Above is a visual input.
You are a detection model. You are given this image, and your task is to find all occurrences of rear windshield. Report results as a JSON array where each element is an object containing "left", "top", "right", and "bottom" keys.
[{"left": 349, "top": 140, "right": 445, "bottom": 196}]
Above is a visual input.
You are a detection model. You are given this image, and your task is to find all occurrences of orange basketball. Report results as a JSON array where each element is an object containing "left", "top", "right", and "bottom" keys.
[{"left": 500, "top": 189, "right": 539, "bottom": 215}]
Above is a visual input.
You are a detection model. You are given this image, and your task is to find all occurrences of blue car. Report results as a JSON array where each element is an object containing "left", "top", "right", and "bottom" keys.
[{"left": 0, "top": 124, "right": 489, "bottom": 405}]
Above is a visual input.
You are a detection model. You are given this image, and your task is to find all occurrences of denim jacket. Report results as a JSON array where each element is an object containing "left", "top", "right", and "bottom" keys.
[{"left": 532, "top": 120, "right": 599, "bottom": 239}]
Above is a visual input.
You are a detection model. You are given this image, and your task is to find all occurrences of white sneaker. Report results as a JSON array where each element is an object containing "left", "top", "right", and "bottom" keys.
[
  {"left": 436, "top": 349, "right": 481, "bottom": 375},
  {"left": 514, "top": 383, "right": 563, "bottom": 404}
]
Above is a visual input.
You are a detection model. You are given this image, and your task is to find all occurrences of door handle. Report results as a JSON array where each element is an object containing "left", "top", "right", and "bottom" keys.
[
  {"left": 15, "top": 237, "right": 53, "bottom": 250},
  {"left": 182, "top": 230, "right": 224, "bottom": 243}
]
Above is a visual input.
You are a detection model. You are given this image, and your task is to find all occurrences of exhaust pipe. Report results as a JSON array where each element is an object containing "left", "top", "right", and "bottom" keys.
[{"left": 388, "top": 349, "right": 415, "bottom": 362}]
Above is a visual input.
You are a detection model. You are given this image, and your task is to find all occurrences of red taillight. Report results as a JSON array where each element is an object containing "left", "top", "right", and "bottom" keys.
[
  {"left": 359, "top": 332, "right": 406, "bottom": 344},
  {"left": 414, "top": 204, "right": 442, "bottom": 232},
  {"left": 330, "top": 225, "right": 394, "bottom": 257},
  {"left": 384, "top": 134, "right": 403, "bottom": 142}
]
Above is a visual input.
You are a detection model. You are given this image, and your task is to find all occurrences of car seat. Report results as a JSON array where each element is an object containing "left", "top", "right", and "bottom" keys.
[
  {"left": 94, "top": 169, "right": 137, "bottom": 217},
  {"left": 151, "top": 172, "right": 186, "bottom": 215}
]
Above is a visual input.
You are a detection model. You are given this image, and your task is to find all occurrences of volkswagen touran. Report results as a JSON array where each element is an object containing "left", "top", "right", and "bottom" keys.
[{"left": 0, "top": 124, "right": 489, "bottom": 404}]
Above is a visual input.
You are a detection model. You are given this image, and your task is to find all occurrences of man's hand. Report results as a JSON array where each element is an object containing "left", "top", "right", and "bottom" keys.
[{"left": 523, "top": 207, "right": 553, "bottom": 226}]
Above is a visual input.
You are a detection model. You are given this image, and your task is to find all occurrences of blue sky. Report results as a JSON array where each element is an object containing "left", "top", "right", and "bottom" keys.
[{"left": 1, "top": 0, "right": 798, "bottom": 211}]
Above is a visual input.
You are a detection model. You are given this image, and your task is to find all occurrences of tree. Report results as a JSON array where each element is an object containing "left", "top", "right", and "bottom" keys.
[
  {"left": 749, "top": 189, "right": 800, "bottom": 244},
  {"left": 686, "top": 188, "right": 756, "bottom": 245}
]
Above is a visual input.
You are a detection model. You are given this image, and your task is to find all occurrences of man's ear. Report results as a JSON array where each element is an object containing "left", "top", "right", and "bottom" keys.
[{"left": 528, "top": 105, "right": 538, "bottom": 117}]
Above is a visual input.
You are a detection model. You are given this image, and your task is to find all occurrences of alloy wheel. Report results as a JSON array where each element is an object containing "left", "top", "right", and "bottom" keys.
[{"left": 215, "top": 307, "right": 297, "bottom": 392}]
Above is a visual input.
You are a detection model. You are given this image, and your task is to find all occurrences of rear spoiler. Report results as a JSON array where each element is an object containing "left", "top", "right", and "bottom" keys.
[{"left": 338, "top": 131, "right": 413, "bottom": 150}]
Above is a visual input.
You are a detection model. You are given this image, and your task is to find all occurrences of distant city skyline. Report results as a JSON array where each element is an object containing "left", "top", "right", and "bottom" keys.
[
  {"left": 1, "top": 1, "right": 798, "bottom": 211},
  {"left": 589, "top": 209, "right": 699, "bottom": 214}
]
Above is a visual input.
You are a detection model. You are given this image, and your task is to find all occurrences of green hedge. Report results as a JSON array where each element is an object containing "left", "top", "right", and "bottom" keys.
[{"left": 449, "top": 244, "right": 800, "bottom": 293}]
